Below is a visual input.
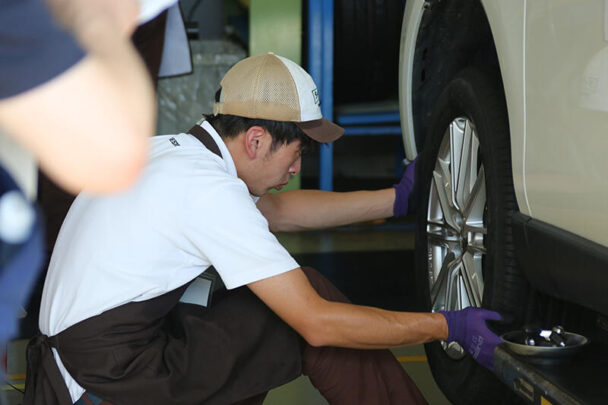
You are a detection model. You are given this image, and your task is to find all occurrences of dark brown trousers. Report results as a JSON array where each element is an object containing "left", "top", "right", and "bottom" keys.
[
  {"left": 298, "top": 267, "right": 427, "bottom": 405},
  {"left": 27, "top": 267, "right": 426, "bottom": 405}
]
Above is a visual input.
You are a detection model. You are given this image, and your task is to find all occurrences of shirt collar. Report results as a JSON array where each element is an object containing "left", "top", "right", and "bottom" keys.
[{"left": 199, "top": 121, "right": 238, "bottom": 178}]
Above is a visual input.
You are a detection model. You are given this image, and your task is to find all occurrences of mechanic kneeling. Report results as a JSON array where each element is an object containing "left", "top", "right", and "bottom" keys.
[{"left": 24, "top": 53, "right": 502, "bottom": 405}]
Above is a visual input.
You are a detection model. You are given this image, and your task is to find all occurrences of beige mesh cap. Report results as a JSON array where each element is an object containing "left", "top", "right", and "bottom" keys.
[{"left": 213, "top": 53, "right": 344, "bottom": 143}]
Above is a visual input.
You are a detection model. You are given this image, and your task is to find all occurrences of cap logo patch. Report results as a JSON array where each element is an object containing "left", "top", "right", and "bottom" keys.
[{"left": 312, "top": 88, "right": 320, "bottom": 106}]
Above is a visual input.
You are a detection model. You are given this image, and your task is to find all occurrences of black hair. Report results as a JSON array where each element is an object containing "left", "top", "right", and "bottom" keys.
[{"left": 203, "top": 114, "right": 316, "bottom": 153}]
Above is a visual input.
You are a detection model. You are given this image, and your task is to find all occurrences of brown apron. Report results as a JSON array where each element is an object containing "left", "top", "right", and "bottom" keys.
[
  {"left": 24, "top": 281, "right": 302, "bottom": 405},
  {"left": 24, "top": 127, "right": 303, "bottom": 405}
]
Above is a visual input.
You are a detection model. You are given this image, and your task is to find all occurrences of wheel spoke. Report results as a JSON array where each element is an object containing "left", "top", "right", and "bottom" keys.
[
  {"left": 448, "top": 262, "right": 464, "bottom": 310},
  {"left": 427, "top": 233, "right": 458, "bottom": 249},
  {"left": 455, "top": 120, "right": 477, "bottom": 209},
  {"left": 469, "top": 126, "right": 480, "bottom": 194},
  {"left": 463, "top": 166, "right": 486, "bottom": 223},
  {"left": 429, "top": 252, "right": 457, "bottom": 312},
  {"left": 464, "top": 224, "right": 487, "bottom": 254},
  {"left": 427, "top": 219, "right": 452, "bottom": 229},
  {"left": 427, "top": 221, "right": 460, "bottom": 248},
  {"left": 449, "top": 120, "right": 464, "bottom": 210},
  {"left": 432, "top": 165, "right": 459, "bottom": 231},
  {"left": 467, "top": 244, "right": 486, "bottom": 255},
  {"left": 460, "top": 252, "right": 484, "bottom": 307},
  {"left": 463, "top": 224, "right": 485, "bottom": 234}
]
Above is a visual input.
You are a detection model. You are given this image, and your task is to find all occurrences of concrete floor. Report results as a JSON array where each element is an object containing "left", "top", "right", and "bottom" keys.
[{"left": 1, "top": 220, "right": 450, "bottom": 404}]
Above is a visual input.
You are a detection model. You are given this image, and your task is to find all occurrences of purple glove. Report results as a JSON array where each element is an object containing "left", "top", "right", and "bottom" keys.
[
  {"left": 440, "top": 307, "right": 503, "bottom": 370},
  {"left": 393, "top": 156, "right": 418, "bottom": 217}
]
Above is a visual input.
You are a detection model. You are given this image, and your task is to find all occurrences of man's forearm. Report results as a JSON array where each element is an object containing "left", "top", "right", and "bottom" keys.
[
  {"left": 258, "top": 188, "right": 396, "bottom": 232},
  {"left": 303, "top": 301, "right": 449, "bottom": 349},
  {"left": 249, "top": 268, "right": 449, "bottom": 350}
]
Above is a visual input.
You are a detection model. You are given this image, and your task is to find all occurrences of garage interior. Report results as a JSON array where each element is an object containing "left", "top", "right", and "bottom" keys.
[{"left": 5, "top": 0, "right": 608, "bottom": 404}]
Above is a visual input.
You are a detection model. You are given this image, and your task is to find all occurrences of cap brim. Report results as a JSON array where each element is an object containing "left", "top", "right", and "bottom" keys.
[{"left": 295, "top": 119, "right": 344, "bottom": 143}]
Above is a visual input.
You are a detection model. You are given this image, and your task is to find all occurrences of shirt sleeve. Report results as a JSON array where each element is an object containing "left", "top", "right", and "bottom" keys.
[
  {"left": 137, "top": 0, "right": 178, "bottom": 24},
  {"left": 0, "top": 0, "right": 85, "bottom": 99},
  {"left": 182, "top": 179, "right": 300, "bottom": 290}
]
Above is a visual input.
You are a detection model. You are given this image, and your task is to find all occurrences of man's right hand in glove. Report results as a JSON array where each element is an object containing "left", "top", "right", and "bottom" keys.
[
  {"left": 393, "top": 156, "right": 418, "bottom": 217},
  {"left": 440, "top": 307, "right": 503, "bottom": 370}
]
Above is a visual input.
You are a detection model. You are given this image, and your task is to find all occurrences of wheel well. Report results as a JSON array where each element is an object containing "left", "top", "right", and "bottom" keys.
[{"left": 412, "top": 0, "right": 503, "bottom": 150}]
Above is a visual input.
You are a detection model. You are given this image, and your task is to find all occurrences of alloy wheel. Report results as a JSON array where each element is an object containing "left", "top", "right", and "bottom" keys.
[{"left": 426, "top": 117, "right": 487, "bottom": 359}]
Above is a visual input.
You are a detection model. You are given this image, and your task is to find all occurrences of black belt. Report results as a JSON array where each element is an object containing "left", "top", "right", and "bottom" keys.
[{"left": 188, "top": 125, "right": 222, "bottom": 159}]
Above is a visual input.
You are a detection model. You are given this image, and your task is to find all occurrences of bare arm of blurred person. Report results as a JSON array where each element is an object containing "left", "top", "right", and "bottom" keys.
[{"left": 0, "top": 0, "right": 156, "bottom": 194}]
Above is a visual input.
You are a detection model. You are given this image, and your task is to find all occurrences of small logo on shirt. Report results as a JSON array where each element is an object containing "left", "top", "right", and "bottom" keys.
[{"left": 169, "top": 137, "right": 180, "bottom": 147}]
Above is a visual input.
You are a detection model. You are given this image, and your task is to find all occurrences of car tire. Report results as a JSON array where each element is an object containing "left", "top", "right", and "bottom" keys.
[
  {"left": 334, "top": 0, "right": 402, "bottom": 103},
  {"left": 414, "top": 67, "right": 528, "bottom": 404}
]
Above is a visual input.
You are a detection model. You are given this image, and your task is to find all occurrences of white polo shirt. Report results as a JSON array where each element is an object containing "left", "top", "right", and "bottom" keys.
[{"left": 38, "top": 121, "right": 299, "bottom": 402}]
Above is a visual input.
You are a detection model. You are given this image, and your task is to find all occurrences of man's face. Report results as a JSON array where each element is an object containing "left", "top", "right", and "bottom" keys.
[{"left": 249, "top": 140, "right": 302, "bottom": 197}]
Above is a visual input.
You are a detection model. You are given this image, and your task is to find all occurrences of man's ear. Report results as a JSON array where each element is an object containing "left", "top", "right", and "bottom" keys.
[{"left": 244, "top": 126, "right": 267, "bottom": 159}]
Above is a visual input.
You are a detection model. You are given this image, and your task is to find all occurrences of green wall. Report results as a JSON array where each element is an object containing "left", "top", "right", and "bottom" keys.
[
  {"left": 250, "top": 0, "right": 302, "bottom": 64},
  {"left": 250, "top": 0, "right": 303, "bottom": 191}
]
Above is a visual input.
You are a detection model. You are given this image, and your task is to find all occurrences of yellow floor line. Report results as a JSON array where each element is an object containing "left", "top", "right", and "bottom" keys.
[
  {"left": 2, "top": 374, "right": 26, "bottom": 392},
  {"left": 2, "top": 383, "right": 24, "bottom": 391},
  {"left": 396, "top": 355, "right": 427, "bottom": 363}
]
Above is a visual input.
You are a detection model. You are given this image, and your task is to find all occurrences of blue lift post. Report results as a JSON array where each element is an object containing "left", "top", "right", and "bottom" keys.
[
  {"left": 307, "top": 0, "right": 334, "bottom": 191},
  {"left": 338, "top": 111, "right": 402, "bottom": 136},
  {"left": 307, "top": 0, "right": 404, "bottom": 191}
]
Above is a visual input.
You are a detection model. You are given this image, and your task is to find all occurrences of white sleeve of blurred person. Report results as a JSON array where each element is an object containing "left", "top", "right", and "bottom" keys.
[
  {"left": 0, "top": 0, "right": 165, "bottom": 195},
  {"left": 137, "top": 0, "right": 179, "bottom": 24}
]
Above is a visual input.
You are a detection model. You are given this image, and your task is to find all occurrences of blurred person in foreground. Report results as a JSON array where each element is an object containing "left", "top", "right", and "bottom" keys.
[
  {"left": 0, "top": 0, "right": 162, "bottom": 194},
  {"left": 0, "top": 0, "right": 176, "bottom": 390}
]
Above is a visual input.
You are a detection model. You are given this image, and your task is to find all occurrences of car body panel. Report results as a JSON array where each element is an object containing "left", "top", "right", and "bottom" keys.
[
  {"left": 524, "top": 0, "right": 608, "bottom": 246},
  {"left": 398, "top": 0, "right": 427, "bottom": 161},
  {"left": 482, "top": 0, "right": 528, "bottom": 213}
]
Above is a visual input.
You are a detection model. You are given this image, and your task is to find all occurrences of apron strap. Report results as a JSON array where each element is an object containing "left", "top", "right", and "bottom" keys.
[
  {"left": 24, "top": 334, "right": 73, "bottom": 405},
  {"left": 188, "top": 125, "right": 222, "bottom": 159}
]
